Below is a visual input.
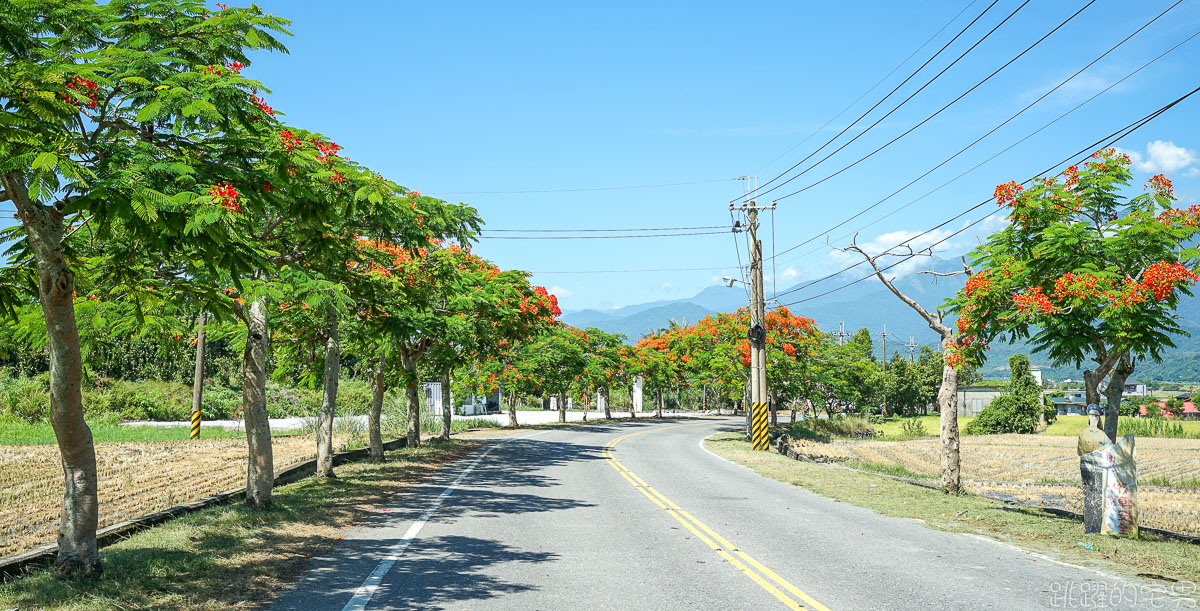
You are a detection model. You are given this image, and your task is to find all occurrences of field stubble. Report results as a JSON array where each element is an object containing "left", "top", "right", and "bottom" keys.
[
  {"left": 0, "top": 435, "right": 337, "bottom": 558},
  {"left": 784, "top": 433, "right": 1200, "bottom": 537}
]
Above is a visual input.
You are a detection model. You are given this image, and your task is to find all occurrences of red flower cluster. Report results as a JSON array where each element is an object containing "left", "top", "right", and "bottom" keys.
[
  {"left": 962, "top": 271, "right": 991, "bottom": 298},
  {"left": 215, "top": 3, "right": 227, "bottom": 10},
  {"left": 993, "top": 181, "right": 1023, "bottom": 207},
  {"left": 1013, "top": 286, "right": 1056, "bottom": 315},
  {"left": 314, "top": 140, "right": 342, "bottom": 164},
  {"left": 1158, "top": 204, "right": 1200, "bottom": 227},
  {"left": 1148, "top": 174, "right": 1174, "bottom": 197},
  {"left": 1141, "top": 262, "right": 1197, "bottom": 302},
  {"left": 225, "top": 61, "right": 244, "bottom": 73},
  {"left": 738, "top": 340, "right": 751, "bottom": 367},
  {"left": 1053, "top": 272, "right": 1102, "bottom": 301},
  {"left": 204, "top": 65, "right": 223, "bottom": 76},
  {"left": 279, "top": 130, "right": 302, "bottom": 151},
  {"left": 250, "top": 95, "right": 274, "bottom": 115},
  {"left": 329, "top": 171, "right": 345, "bottom": 183},
  {"left": 207, "top": 182, "right": 242, "bottom": 213},
  {"left": 62, "top": 77, "right": 99, "bottom": 108},
  {"left": 782, "top": 343, "right": 796, "bottom": 356},
  {"left": 1062, "top": 165, "right": 1080, "bottom": 188}
]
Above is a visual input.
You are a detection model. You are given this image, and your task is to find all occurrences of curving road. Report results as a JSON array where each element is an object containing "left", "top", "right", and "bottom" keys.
[{"left": 270, "top": 417, "right": 1175, "bottom": 610}]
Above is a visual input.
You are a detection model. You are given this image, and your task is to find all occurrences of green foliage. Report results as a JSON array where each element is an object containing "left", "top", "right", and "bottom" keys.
[
  {"left": 899, "top": 417, "right": 931, "bottom": 438},
  {"left": 965, "top": 354, "right": 1047, "bottom": 434},
  {"left": 794, "top": 415, "right": 877, "bottom": 439},
  {"left": 1118, "top": 416, "right": 1195, "bottom": 439}
]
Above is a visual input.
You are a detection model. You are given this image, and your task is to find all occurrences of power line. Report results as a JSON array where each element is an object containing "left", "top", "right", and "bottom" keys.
[
  {"left": 527, "top": 265, "right": 736, "bottom": 274},
  {"left": 747, "top": 0, "right": 982, "bottom": 176},
  {"left": 768, "top": 27, "right": 1200, "bottom": 271},
  {"left": 735, "top": 0, "right": 1005, "bottom": 204},
  {"left": 477, "top": 230, "right": 727, "bottom": 240},
  {"left": 771, "top": 0, "right": 1098, "bottom": 204},
  {"left": 765, "top": 7, "right": 1192, "bottom": 266},
  {"left": 774, "top": 82, "right": 1200, "bottom": 306},
  {"left": 482, "top": 225, "right": 725, "bottom": 233},
  {"left": 426, "top": 177, "right": 738, "bottom": 196}
]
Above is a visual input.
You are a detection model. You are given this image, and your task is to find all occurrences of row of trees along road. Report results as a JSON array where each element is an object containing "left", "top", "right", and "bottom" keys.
[{"left": 0, "top": 1, "right": 566, "bottom": 575}]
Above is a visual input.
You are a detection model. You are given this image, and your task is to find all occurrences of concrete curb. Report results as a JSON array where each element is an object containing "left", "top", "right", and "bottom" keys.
[
  {"left": 771, "top": 432, "right": 1200, "bottom": 546},
  {"left": 0, "top": 437, "right": 408, "bottom": 580}
]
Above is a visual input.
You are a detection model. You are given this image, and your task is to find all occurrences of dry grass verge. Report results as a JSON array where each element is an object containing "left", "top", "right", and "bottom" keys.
[
  {"left": 0, "top": 438, "right": 477, "bottom": 610},
  {"left": 705, "top": 432, "right": 1200, "bottom": 586}
]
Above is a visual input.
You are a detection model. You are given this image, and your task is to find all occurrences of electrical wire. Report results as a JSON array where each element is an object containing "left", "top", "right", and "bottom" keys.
[
  {"left": 482, "top": 225, "right": 725, "bottom": 233},
  {"left": 747, "top": 0, "right": 981, "bottom": 177},
  {"left": 477, "top": 230, "right": 728, "bottom": 240},
  {"left": 770, "top": 0, "right": 1099, "bottom": 204},
  {"left": 735, "top": 0, "right": 1005, "bottom": 204},
  {"left": 765, "top": 9, "right": 1193, "bottom": 266},
  {"left": 425, "top": 177, "right": 738, "bottom": 196},
  {"left": 527, "top": 265, "right": 736, "bottom": 274},
  {"left": 772, "top": 82, "right": 1200, "bottom": 304},
  {"left": 767, "top": 27, "right": 1200, "bottom": 272}
]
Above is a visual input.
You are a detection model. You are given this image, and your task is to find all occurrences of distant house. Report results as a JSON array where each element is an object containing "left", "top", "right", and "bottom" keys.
[
  {"left": 1098, "top": 378, "right": 1148, "bottom": 398},
  {"left": 1047, "top": 391, "right": 1086, "bottom": 416},
  {"left": 957, "top": 386, "right": 1005, "bottom": 417},
  {"left": 1140, "top": 401, "right": 1200, "bottom": 420}
]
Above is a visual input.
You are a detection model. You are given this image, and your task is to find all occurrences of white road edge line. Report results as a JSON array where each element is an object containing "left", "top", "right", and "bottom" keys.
[{"left": 341, "top": 433, "right": 539, "bottom": 611}]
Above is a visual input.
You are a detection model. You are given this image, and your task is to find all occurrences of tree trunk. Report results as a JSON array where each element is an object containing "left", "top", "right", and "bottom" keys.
[
  {"left": 583, "top": 391, "right": 589, "bottom": 422},
  {"left": 937, "top": 334, "right": 961, "bottom": 495},
  {"left": 628, "top": 386, "right": 636, "bottom": 420},
  {"left": 702, "top": 385, "right": 708, "bottom": 413},
  {"left": 191, "top": 312, "right": 207, "bottom": 439},
  {"left": 791, "top": 399, "right": 798, "bottom": 423},
  {"left": 8, "top": 179, "right": 101, "bottom": 575},
  {"left": 315, "top": 313, "right": 339, "bottom": 478},
  {"left": 242, "top": 298, "right": 274, "bottom": 507},
  {"left": 508, "top": 391, "right": 518, "bottom": 427},
  {"left": 398, "top": 349, "right": 421, "bottom": 448},
  {"left": 369, "top": 349, "right": 386, "bottom": 461},
  {"left": 440, "top": 370, "right": 453, "bottom": 439},
  {"left": 1104, "top": 354, "right": 1134, "bottom": 442},
  {"left": 769, "top": 390, "right": 778, "bottom": 426},
  {"left": 602, "top": 387, "right": 611, "bottom": 419},
  {"left": 656, "top": 388, "right": 664, "bottom": 418},
  {"left": 558, "top": 392, "right": 567, "bottom": 423}
]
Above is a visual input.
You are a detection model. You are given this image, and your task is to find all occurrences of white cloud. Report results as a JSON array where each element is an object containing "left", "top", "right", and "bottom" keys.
[
  {"left": 1186, "top": 168, "right": 1200, "bottom": 178},
  {"left": 661, "top": 282, "right": 673, "bottom": 289},
  {"left": 781, "top": 267, "right": 799, "bottom": 280},
  {"left": 1115, "top": 140, "right": 1198, "bottom": 174},
  {"left": 548, "top": 285, "right": 573, "bottom": 298}
]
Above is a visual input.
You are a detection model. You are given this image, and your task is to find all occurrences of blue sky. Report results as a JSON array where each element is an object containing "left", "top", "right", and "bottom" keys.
[{"left": 10, "top": 0, "right": 1200, "bottom": 312}]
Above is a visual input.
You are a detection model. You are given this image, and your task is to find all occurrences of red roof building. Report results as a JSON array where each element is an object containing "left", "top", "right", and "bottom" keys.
[{"left": 1139, "top": 401, "right": 1200, "bottom": 418}]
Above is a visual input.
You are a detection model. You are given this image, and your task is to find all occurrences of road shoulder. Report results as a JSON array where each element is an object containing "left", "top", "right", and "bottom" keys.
[{"left": 703, "top": 432, "right": 1200, "bottom": 591}]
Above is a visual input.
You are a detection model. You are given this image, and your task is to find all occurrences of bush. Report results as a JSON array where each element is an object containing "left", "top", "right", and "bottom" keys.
[
  {"left": 899, "top": 418, "right": 930, "bottom": 438},
  {"left": 965, "top": 395, "right": 1040, "bottom": 434},
  {"left": 799, "top": 416, "right": 876, "bottom": 439},
  {"left": 1119, "top": 416, "right": 1195, "bottom": 439},
  {"left": 0, "top": 375, "right": 48, "bottom": 423}
]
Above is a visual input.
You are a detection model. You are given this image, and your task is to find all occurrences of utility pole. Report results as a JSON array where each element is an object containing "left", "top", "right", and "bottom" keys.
[
  {"left": 905, "top": 336, "right": 918, "bottom": 362},
  {"left": 877, "top": 324, "right": 895, "bottom": 418},
  {"left": 833, "top": 321, "right": 851, "bottom": 346},
  {"left": 877, "top": 324, "right": 895, "bottom": 369},
  {"left": 190, "top": 312, "right": 207, "bottom": 440},
  {"left": 732, "top": 178, "right": 772, "bottom": 450}
]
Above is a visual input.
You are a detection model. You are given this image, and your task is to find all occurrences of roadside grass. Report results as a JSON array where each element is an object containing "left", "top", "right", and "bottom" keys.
[
  {"left": 0, "top": 416, "right": 245, "bottom": 445},
  {"left": 0, "top": 438, "right": 478, "bottom": 610},
  {"left": 704, "top": 432, "right": 1200, "bottom": 584}
]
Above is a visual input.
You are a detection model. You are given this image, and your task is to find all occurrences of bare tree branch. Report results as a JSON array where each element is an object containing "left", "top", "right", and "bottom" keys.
[{"left": 834, "top": 233, "right": 951, "bottom": 337}]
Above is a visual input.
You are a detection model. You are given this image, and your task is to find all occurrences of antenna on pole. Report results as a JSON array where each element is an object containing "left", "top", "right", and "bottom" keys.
[
  {"left": 905, "top": 336, "right": 918, "bottom": 362},
  {"left": 832, "top": 321, "right": 851, "bottom": 346}
]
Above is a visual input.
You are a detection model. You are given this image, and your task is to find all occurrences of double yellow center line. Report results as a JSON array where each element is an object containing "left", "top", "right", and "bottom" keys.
[{"left": 602, "top": 423, "right": 831, "bottom": 611}]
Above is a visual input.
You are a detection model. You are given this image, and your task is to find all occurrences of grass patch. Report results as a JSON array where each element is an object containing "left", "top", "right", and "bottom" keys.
[
  {"left": 705, "top": 432, "right": 1200, "bottom": 585},
  {"left": 1043, "top": 415, "right": 1200, "bottom": 438},
  {"left": 873, "top": 416, "right": 973, "bottom": 439},
  {"left": 0, "top": 416, "right": 244, "bottom": 445},
  {"left": 0, "top": 438, "right": 477, "bottom": 610},
  {"left": 842, "top": 459, "right": 936, "bottom": 480}
]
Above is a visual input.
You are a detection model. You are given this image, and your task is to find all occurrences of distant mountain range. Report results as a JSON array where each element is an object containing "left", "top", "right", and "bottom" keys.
[{"left": 561, "top": 262, "right": 1200, "bottom": 382}]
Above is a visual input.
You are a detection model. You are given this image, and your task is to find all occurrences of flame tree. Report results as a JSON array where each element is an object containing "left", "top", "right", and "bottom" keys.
[{"left": 951, "top": 150, "right": 1199, "bottom": 441}]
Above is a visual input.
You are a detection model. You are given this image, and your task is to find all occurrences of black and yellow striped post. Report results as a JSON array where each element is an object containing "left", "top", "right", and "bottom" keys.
[
  {"left": 189, "top": 410, "right": 202, "bottom": 440},
  {"left": 751, "top": 402, "right": 769, "bottom": 451}
]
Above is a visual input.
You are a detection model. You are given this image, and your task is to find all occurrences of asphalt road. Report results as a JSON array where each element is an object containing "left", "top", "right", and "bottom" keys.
[{"left": 270, "top": 417, "right": 1184, "bottom": 610}]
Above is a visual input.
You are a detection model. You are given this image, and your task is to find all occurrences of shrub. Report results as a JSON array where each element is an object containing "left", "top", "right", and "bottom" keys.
[
  {"left": 0, "top": 375, "right": 48, "bottom": 423},
  {"left": 965, "top": 395, "right": 1040, "bottom": 435},
  {"left": 802, "top": 416, "right": 876, "bottom": 439},
  {"left": 899, "top": 418, "right": 930, "bottom": 438}
]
